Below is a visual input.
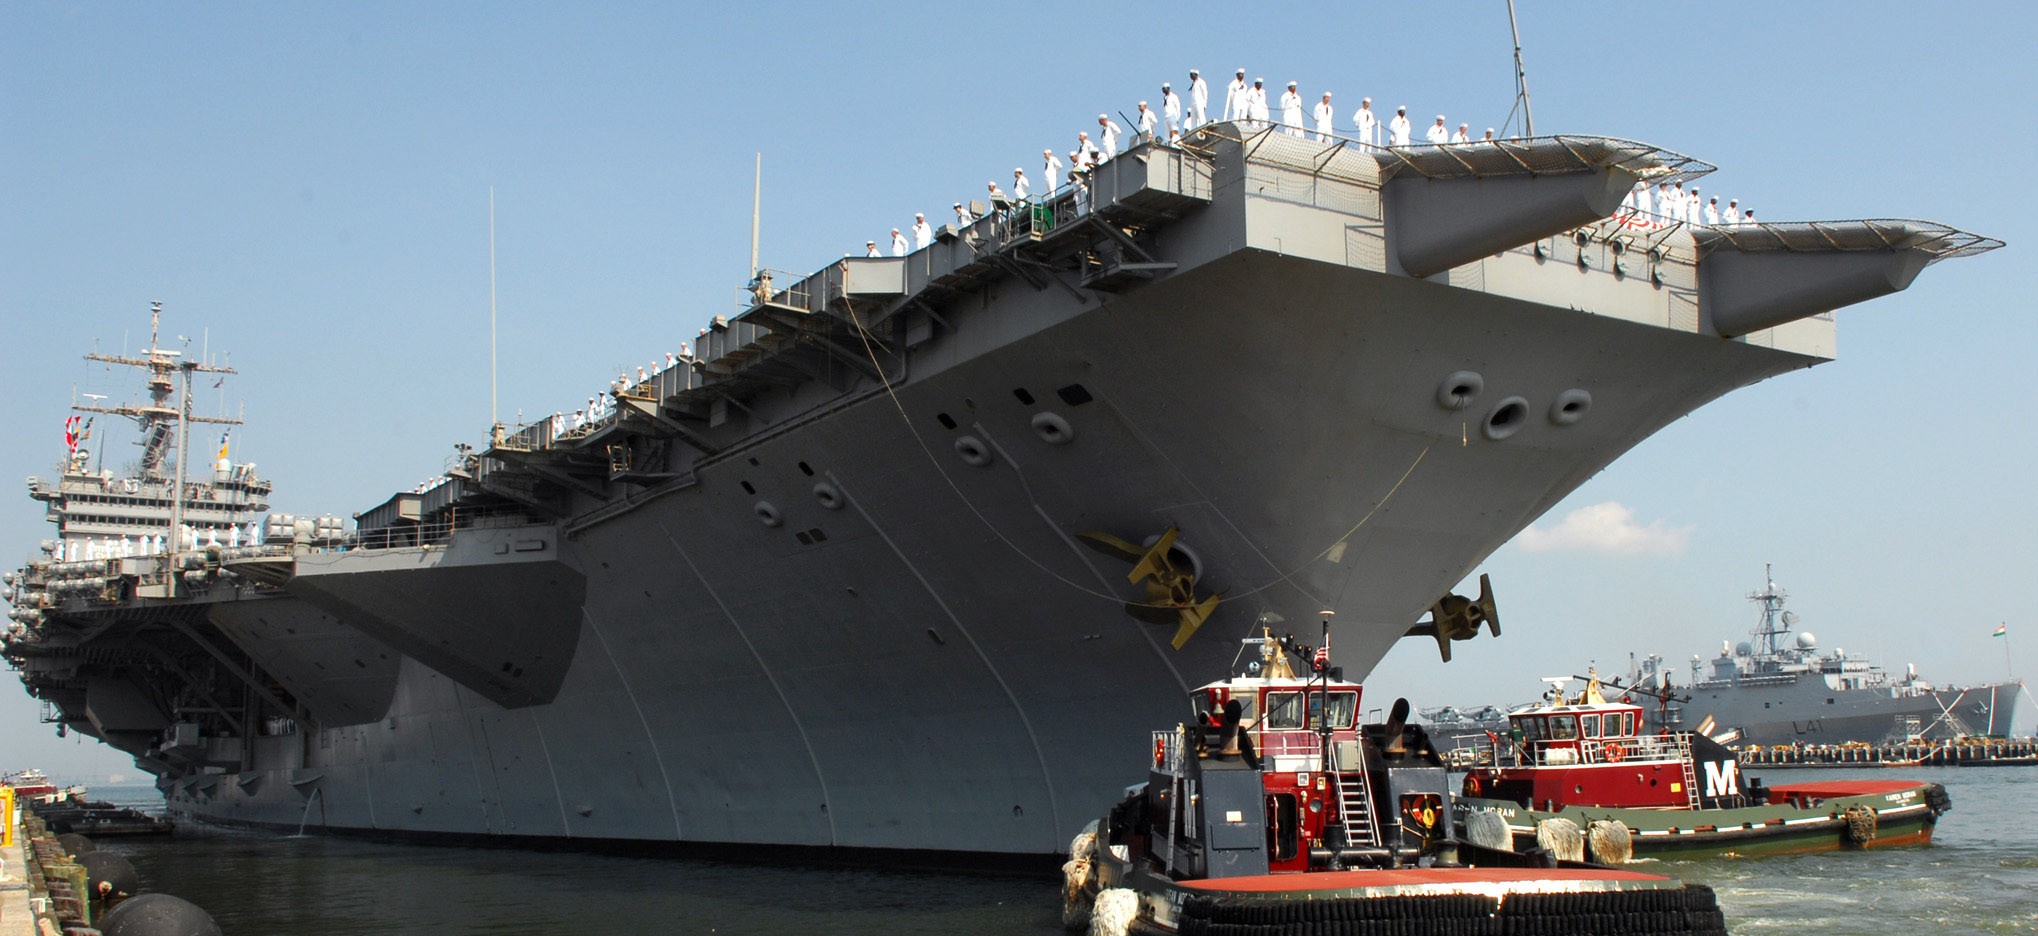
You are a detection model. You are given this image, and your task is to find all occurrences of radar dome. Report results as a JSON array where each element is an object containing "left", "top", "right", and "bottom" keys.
[
  {"left": 1795, "top": 632, "right": 1817, "bottom": 650},
  {"left": 1735, "top": 642, "right": 1753, "bottom": 657}
]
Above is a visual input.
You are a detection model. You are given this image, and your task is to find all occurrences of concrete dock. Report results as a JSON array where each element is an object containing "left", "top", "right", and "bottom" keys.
[{"left": 0, "top": 800, "right": 33, "bottom": 936}]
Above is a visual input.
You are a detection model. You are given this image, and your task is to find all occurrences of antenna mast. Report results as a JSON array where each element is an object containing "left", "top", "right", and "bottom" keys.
[
  {"left": 1506, "top": 0, "right": 1535, "bottom": 137},
  {"left": 750, "top": 153, "right": 762, "bottom": 278},
  {"left": 489, "top": 186, "right": 499, "bottom": 428}
]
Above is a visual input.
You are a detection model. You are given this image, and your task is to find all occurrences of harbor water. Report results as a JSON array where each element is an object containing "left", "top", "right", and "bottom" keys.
[{"left": 89, "top": 766, "right": 2036, "bottom": 935}]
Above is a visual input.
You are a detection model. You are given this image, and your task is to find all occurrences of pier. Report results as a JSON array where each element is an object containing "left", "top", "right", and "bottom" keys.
[{"left": 1736, "top": 737, "right": 2038, "bottom": 768}]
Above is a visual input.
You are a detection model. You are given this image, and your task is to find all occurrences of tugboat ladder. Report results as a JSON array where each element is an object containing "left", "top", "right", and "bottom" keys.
[
  {"left": 1676, "top": 733, "right": 1701, "bottom": 809},
  {"left": 1334, "top": 771, "right": 1382, "bottom": 848}
]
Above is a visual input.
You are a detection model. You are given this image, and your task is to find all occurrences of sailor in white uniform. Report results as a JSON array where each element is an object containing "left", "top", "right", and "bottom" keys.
[
  {"left": 890, "top": 229, "right": 908, "bottom": 256},
  {"left": 1353, "top": 97, "right": 1378, "bottom": 147},
  {"left": 865, "top": 240, "right": 880, "bottom": 257},
  {"left": 1043, "top": 149, "right": 1062, "bottom": 191},
  {"left": 1097, "top": 116, "right": 1121, "bottom": 159},
  {"left": 1388, "top": 106, "right": 1411, "bottom": 146},
  {"left": 1452, "top": 123, "right": 1469, "bottom": 143},
  {"left": 1425, "top": 115, "right": 1450, "bottom": 145},
  {"left": 1161, "top": 83, "right": 1182, "bottom": 133},
  {"left": 1247, "top": 78, "right": 1270, "bottom": 125},
  {"left": 1224, "top": 69, "right": 1248, "bottom": 121},
  {"left": 1077, "top": 131, "right": 1100, "bottom": 166},
  {"left": 1313, "top": 91, "right": 1334, "bottom": 141},
  {"left": 1704, "top": 196, "right": 1721, "bottom": 227},
  {"left": 1723, "top": 199, "right": 1741, "bottom": 226},
  {"left": 1187, "top": 69, "right": 1209, "bottom": 128},
  {"left": 953, "top": 202, "right": 974, "bottom": 225},
  {"left": 912, "top": 213, "right": 932, "bottom": 248},
  {"left": 1012, "top": 168, "right": 1030, "bottom": 202},
  {"left": 1279, "top": 82, "right": 1304, "bottom": 137},
  {"left": 1135, "top": 101, "right": 1157, "bottom": 140}
]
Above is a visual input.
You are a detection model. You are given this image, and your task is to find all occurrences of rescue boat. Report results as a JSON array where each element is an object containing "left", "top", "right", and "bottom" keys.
[
  {"left": 1062, "top": 621, "right": 1731, "bottom": 935},
  {"left": 1454, "top": 673, "right": 1952, "bottom": 860}
]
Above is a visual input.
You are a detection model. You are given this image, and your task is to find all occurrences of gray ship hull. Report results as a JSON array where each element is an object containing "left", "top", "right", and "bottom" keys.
[
  {"left": 167, "top": 244, "right": 1823, "bottom": 855},
  {"left": 1666, "top": 678, "right": 2023, "bottom": 747}
]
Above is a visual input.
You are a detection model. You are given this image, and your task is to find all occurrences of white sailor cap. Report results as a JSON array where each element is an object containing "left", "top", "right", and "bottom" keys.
[
  {"left": 1139, "top": 101, "right": 1148, "bottom": 106},
  {"left": 1287, "top": 80, "right": 1296, "bottom": 87},
  {"left": 1729, "top": 198, "right": 1739, "bottom": 204},
  {"left": 1323, "top": 91, "right": 1332, "bottom": 97},
  {"left": 1014, "top": 167, "right": 1024, "bottom": 173},
  {"left": 1189, "top": 69, "right": 1199, "bottom": 75},
  {"left": 1236, "top": 68, "right": 1245, "bottom": 74},
  {"left": 915, "top": 212, "right": 925, "bottom": 218},
  {"left": 1362, "top": 97, "right": 1372, "bottom": 103},
  {"left": 1099, "top": 113, "right": 1108, "bottom": 119},
  {"left": 952, "top": 202, "right": 962, "bottom": 208},
  {"left": 1162, "top": 82, "right": 1171, "bottom": 89},
  {"left": 1436, "top": 114, "right": 1446, "bottom": 120},
  {"left": 1254, "top": 77, "right": 1264, "bottom": 83},
  {"left": 866, "top": 240, "right": 876, "bottom": 245},
  {"left": 1396, "top": 105, "right": 1406, "bottom": 111}
]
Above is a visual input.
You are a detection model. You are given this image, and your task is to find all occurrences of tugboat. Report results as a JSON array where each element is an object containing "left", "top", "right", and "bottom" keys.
[
  {"left": 1063, "top": 617, "right": 1731, "bottom": 935},
  {"left": 1455, "top": 672, "right": 1952, "bottom": 859}
]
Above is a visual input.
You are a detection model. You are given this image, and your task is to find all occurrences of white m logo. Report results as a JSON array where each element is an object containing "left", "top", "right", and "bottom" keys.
[{"left": 1703, "top": 759, "right": 1739, "bottom": 798}]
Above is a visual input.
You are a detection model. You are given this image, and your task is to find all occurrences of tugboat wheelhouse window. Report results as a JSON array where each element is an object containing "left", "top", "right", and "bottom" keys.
[
  {"left": 1261, "top": 690, "right": 1359, "bottom": 730},
  {"left": 1548, "top": 715, "right": 1578, "bottom": 740},
  {"left": 1580, "top": 714, "right": 1600, "bottom": 737},
  {"left": 1265, "top": 692, "right": 1306, "bottom": 729},
  {"left": 1309, "top": 691, "right": 1359, "bottom": 730}
]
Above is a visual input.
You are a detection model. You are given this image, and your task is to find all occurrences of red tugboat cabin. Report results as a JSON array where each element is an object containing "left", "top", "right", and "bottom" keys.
[{"left": 1469, "top": 678, "right": 1706, "bottom": 811}]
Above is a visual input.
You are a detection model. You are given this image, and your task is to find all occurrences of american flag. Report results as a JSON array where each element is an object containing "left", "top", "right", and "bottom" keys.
[{"left": 1313, "top": 639, "right": 1330, "bottom": 669}]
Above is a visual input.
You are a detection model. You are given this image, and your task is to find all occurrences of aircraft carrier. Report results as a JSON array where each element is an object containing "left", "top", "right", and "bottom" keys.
[
  {"left": 2, "top": 121, "right": 2001, "bottom": 861},
  {"left": 1630, "top": 568, "right": 2026, "bottom": 746}
]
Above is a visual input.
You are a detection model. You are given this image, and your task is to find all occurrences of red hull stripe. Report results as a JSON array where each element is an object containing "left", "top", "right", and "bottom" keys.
[
  {"left": 1184, "top": 868, "right": 1671, "bottom": 891},
  {"left": 1765, "top": 780, "right": 1925, "bottom": 798}
]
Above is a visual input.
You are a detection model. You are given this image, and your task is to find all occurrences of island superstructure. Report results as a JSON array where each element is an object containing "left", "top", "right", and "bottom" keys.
[{"left": 2, "top": 121, "right": 2000, "bottom": 861}]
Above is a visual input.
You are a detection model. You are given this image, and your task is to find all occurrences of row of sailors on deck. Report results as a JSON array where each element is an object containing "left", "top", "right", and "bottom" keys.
[
  {"left": 860, "top": 67, "right": 1516, "bottom": 255},
  {"left": 1622, "top": 181, "right": 1759, "bottom": 229},
  {"left": 1154, "top": 67, "right": 1501, "bottom": 146},
  {"left": 865, "top": 65, "right": 1770, "bottom": 257}
]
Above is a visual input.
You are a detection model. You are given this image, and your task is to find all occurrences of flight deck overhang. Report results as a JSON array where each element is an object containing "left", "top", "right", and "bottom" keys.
[
  {"left": 1693, "top": 219, "right": 2002, "bottom": 337},
  {"left": 1377, "top": 136, "right": 1713, "bottom": 278}
]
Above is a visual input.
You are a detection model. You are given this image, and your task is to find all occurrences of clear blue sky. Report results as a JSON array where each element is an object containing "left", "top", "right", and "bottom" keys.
[{"left": 4, "top": 2, "right": 2034, "bottom": 781}]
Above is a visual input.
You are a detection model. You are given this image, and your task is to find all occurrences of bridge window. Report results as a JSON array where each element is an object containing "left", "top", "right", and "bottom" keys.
[
  {"left": 1548, "top": 715, "right": 1578, "bottom": 740},
  {"left": 1580, "top": 714, "right": 1600, "bottom": 738},
  {"left": 1265, "top": 692, "right": 1306, "bottom": 729},
  {"left": 1308, "top": 691, "right": 1359, "bottom": 729}
]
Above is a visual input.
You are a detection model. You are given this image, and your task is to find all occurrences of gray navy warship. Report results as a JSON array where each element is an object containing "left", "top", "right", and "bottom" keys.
[
  {"left": 2, "top": 120, "right": 2001, "bottom": 862},
  {"left": 1629, "top": 568, "right": 2025, "bottom": 746}
]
